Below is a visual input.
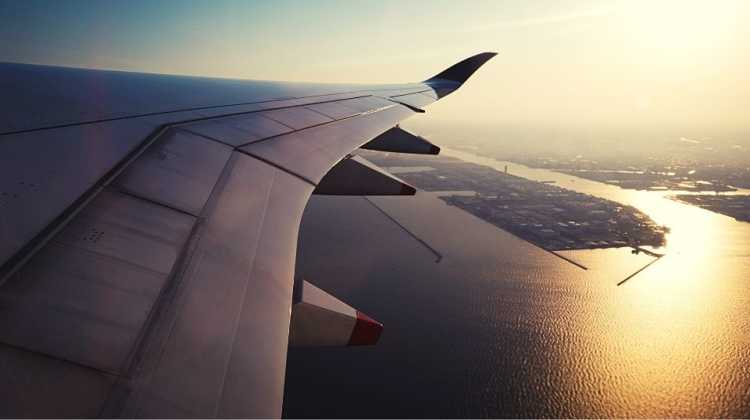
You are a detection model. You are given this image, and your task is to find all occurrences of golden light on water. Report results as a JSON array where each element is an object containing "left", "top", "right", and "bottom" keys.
[
  {"left": 575, "top": 187, "right": 750, "bottom": 415},
  {"left": 443, "top": 148, "right": 750, "bottom": 416}
]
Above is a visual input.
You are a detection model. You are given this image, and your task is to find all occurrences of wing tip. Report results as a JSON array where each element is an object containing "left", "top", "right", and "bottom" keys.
[{"left": 425, "top": 51, "right": 498, "bottom": 85}]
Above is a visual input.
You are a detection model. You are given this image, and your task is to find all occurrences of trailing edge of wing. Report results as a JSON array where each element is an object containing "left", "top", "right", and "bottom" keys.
[{"left": 313, "top": 155, "right": 416, "bottom": 196}]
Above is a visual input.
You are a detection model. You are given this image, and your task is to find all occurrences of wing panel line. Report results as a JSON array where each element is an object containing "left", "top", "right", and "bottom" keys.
[
  {"left": 0, "top": 125, "right": 171, "bottom": 286},
  {"left": 0, "top": 88, "right": 413, "bottom": 137}
]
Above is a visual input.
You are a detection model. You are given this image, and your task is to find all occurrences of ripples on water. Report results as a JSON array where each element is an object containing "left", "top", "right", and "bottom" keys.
[{"left": 283, "top": 150, "right": 750, "bottom": 418}]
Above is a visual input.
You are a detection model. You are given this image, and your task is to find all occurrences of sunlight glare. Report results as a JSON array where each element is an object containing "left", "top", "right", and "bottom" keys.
[{"left": 618, "top": 0, "right": 743, "bottom": 57}]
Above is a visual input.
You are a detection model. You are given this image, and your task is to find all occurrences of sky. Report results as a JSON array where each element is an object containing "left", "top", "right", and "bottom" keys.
[{"left": 1, "top": 0, "right": 749, "bottom": 140}]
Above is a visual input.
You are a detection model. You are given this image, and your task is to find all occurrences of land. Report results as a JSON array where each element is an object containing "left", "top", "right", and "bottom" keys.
[
  {"left": 489, "top": 137, "right": 750, "bottom": 193},
  {"left": 432, "top": 128, "right": 750, "bottom": 193},
  {"left": 671, "top": 195, "right": 750, "bottom": 222},
  {"left": 362, "top": 152, "right": 668, "bottom": 251},
  {"left": 516, "top": 156, "right": 745, "bottom": 192}
]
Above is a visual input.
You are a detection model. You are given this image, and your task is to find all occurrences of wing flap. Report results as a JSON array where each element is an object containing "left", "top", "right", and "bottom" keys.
[
  {"left": 240, "top": 104, "right": 414, "bottom": 183},
  {"left": 0, "top": 119, "right": 159, "bottom": 280},
  {"left": 388, "top": 92, "right": 436, "bottom": 109},
  {"left": 182, "top": 120, "right": 258, "bottom": 146},
  {"left": 120, "top": 152, "right": 313, "bottom": 418},
  {"left": 304, "top": 101, "right": 361, "bottom": 119},
  {"left": 261, "top": 107, "right": 332, "bottom": 130},
  {"left": 341, "top": 96, "right": 397, "bottom": 113},
  {"left": 225, "top": 114, "right": 293, "bottom": 143},
  {"left": 115, "top": 129, "right": 233, "bottom": 215},
  {"left": 0, "top": 344, "right": 115, "bottom": 418},
  {"left": 0, "top": 190, "right": 195, "bottom": 373}
]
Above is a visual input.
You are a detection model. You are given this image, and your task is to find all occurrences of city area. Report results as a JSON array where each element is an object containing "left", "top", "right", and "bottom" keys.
[
  {"left": 438, "top": 133, "right": 750, "bottom": 223},
  {"left": 363, "top": 151, "right": 668, "bottom": 251},
  {"left": 671, "top": 194, "right": 750, "bottom": 223},
  {"left": 462, "top": 134, "right": 750, "bottom": 192}
]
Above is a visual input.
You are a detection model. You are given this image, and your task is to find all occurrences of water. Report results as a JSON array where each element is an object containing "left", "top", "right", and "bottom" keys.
[{"left": 283, "top": 150, "right": 750, "bottom": 418}]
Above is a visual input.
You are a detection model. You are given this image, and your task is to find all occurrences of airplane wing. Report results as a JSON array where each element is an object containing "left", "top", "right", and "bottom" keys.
[{"left": 0, "top": 52, "right": 495, "bottom": 418}]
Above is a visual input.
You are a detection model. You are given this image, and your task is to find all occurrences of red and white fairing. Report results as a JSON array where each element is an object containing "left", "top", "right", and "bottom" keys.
[{"left": 289, "top": 280, "right": 383, "bottom": 346}]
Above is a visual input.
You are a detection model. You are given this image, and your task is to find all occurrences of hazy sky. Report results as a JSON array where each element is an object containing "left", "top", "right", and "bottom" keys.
[{"left": 1, "top": 0, "right": 749, "bottom": 136}]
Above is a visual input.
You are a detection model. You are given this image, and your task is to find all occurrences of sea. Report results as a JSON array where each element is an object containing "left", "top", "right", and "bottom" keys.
[{"left": 282, "top": 149, "right": 750, "bottom": 418}]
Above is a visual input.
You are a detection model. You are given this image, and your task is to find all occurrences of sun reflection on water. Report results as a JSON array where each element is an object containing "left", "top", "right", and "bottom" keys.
[
  {"left": 442, "top": 148, "right": 750, "bottom": 416},
  {"left": 598, "top": 191, "right": 750, "bottom": 415}
]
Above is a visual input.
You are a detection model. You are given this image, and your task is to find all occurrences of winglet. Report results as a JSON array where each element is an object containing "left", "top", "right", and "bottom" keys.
[{"left": 425, "top": 52, "right": 497, "bottom": 84}]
